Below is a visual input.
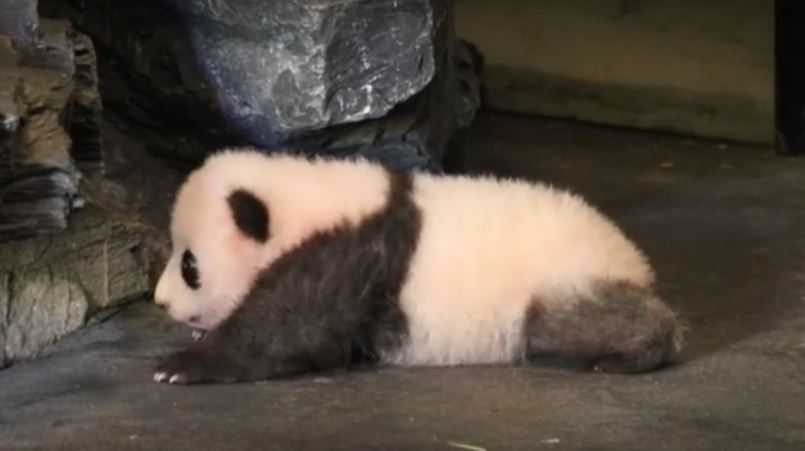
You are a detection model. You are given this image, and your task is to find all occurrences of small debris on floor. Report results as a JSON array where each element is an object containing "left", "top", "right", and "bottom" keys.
[{"left": 448, "top": 441, "right": 487, "bottom": 451}]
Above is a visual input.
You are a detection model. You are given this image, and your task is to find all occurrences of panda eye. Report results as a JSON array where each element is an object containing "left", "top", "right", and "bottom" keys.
[{"left": 181, "top": 249, "right": 200, "bottom": 290}]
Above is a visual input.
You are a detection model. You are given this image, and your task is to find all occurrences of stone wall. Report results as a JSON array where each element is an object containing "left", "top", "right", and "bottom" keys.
[
  {"left": 0, "top": 207, "right": 161, "bottom": 367},
  {"left": 1, "top": 10, "right": 102, "bottom": 243},
  {"left": 0, "top": 0, "right": 157, "bottom": 368}
]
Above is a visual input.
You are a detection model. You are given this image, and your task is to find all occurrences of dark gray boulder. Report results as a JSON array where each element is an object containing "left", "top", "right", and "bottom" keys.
[
  {"left": 41, "top": 0, "right": 482, "bottom": 170},
  {"left": 0, "top": 0, "right": 39, "bottom": 40}
]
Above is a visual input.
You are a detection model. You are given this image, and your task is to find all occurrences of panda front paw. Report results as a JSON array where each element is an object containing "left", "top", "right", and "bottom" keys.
[
  {"left": 153, "top": 351, "right": 209, "bottom": 385},
  {"left": 153, "top": 370, "right": 188, "bottom": 385}
]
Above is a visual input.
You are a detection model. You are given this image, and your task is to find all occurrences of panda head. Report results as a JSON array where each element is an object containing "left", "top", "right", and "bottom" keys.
[
  {"left": 153, "top": 148, "right": 392, "bottom": 330},
  {"left": 153, "top": 166, "right": 270, "bottom": 330}
]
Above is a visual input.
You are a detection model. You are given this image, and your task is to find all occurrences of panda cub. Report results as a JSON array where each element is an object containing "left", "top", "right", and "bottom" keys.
[{"left": 153, "top": 148, "right": 685, "bottom": 384}]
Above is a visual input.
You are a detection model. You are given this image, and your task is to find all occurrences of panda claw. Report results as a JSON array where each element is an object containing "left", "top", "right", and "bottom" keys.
[
  {"left": 192, "top": 330, "right": 205, "bottom": 341},
  {"left": 153, "top": 371, "right": 189, "bottom": 385},
  {"left": 154, "top": 371, "right": 169, "bottom": 383}
]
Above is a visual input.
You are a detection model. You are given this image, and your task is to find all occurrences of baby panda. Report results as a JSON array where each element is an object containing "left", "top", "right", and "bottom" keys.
[{"left": 153, "top": 148, "right": 685, "bottom": 385}]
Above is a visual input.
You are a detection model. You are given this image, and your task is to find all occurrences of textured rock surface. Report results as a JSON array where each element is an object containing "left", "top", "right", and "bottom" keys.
[
  {"left": 0, "top": 36, "right": 79, "bottom": 242},
  {"left": 170, "top": 0, "right": 444, "bottom": 135},
  {"left": 40, "top": 0, "right": 482, "bottom": 170},
  {"left": 0, "top": 18, "right": 103, "bottom": 243},
  {"left": 0, "top": 107, "right": 176, "bottom": 369},
  {"left": 0, "top": 205, "right": 164, "bottom": 367},
  {"left": 0, "top": 0, "right": 39, "bottom": 40}
]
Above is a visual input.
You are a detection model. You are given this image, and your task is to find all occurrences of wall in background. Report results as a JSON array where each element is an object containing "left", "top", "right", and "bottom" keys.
[{"left": 455, "top": 0, "right": 773, "bottom": 144}]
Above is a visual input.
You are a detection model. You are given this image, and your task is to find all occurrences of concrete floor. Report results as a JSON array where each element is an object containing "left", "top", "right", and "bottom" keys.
[{"left": 2, "top": 112, "right": 805, "bottom": 451}]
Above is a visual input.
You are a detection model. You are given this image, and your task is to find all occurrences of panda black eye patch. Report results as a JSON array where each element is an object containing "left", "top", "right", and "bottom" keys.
[
  {"left": 227, "top": 189, "right": 269, "bottom": 242},
  {"left": 181, "top": 249, "right": 200, "bottom": 290}
]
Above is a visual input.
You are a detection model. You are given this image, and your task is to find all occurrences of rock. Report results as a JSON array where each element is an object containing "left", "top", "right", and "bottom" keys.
[
  {"left": 0, "top": 19, "right": 103, "bottom": 243},
  {"left": 0, "top": 30, "right": 79, "bottom": 242},
  {"left": 0, "top": 6, "right": 147, "bottom": 368},
  {"left": 0, "top": 100, "right": 176, "bottom": 369},
  {"left": 0, "top": 165, "right": 78, "bottom": 242},
  {"left": 0, "top": 71, "right": 23, "bottom": 163},
  {"left": 2, "top": 268, "right": 90, "bottom": 367},
  {"left": 68, "top": 30, "right": 103, "bottom": 172},
  {"left": 40, "top": 0, "right": 482, "bottom": 170},
  {"left": 171, "top": 0, "right": 444, "bottom": 135},
  {"left": 0, "top": 0, "right": 39, "bottom": 40},
  {"left": 0, "top": 205, "right": 164, "bottom": 368},
  {"left": 12, "top": 19, "right": 105, "bottom": 172}
]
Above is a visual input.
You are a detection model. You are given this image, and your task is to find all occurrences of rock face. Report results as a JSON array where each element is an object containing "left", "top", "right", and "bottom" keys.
[
  {"left": 40, "top": 0, "right": 483, "bottom": 170},
  {"left": 0, "top": 0, "right": 39, "bottom": 40},
  {"left": 0, "top": 206, "right": 163, "bottom": 367},
  {"left": 0, "top": 15, "right": 103, "bottom": 243},
  {"left": 0, "top": 2, "right": 122, "bottom": 368},
  {"left": 0, "top": 106, "right": 174, "bottom": 370},
  {"left": 174, "top": 0, "right": 445, "bottom": 136}
]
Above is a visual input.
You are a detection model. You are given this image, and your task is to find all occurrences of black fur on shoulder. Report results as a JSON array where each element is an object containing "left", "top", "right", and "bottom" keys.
[
  {"left": 227, "top": 189, "right": 269, "bottom": 243},
  {"left": 156, "top": 173, "right": 420, "bottom": 384}
]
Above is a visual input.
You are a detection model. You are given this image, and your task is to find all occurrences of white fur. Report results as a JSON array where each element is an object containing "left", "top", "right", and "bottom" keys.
[{"left": 156, "top": 148, "right": 654, "bottom": 367}]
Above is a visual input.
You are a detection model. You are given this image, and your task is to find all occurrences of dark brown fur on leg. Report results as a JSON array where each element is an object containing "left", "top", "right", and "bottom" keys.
[{"left": 524, "top": 280, "right": 685, "bottom": 374}]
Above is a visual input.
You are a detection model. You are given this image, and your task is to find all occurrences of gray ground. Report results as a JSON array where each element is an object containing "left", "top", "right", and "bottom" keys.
[{"left": 2, "top": 112, "right": 804, "bottom": 451}]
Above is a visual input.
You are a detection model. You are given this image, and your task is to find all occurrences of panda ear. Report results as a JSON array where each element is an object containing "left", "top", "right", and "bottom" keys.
[{"left": 227, "top": 189, "right": 269, "bottom": 243}]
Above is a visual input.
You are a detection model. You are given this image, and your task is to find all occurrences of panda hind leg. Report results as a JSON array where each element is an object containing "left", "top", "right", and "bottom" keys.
[{"left": 523, "top": 280, "right": 686, "bottom": 374}]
